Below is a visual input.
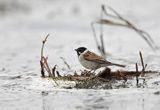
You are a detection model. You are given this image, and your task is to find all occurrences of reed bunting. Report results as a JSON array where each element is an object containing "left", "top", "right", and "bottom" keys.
[{"left": 75, "top": 47, "right": 125, "bottom": 70}]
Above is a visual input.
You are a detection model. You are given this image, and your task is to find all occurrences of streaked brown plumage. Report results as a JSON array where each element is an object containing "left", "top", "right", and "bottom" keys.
[{"left": 75, "top": 47, "right": 125, "bottom": 70}]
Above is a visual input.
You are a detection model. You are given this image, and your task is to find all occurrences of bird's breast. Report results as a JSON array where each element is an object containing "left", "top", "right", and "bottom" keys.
[{"left": 79, "top": 54, "right": 99, "bottom": 69}]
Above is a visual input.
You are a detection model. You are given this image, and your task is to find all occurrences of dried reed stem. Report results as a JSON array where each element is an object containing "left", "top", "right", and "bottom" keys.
[
  {"left": 40, "top": 34, "right": 50, "bottom": 77},
  {"left": 139, "top": 51, "right": 145, "bottom": 77},
  {"left": 52, "top": 65, "right": 57, "bottom": 77},
  {"left": 97, "top": 5, "right": 158, "bottom": 51}
]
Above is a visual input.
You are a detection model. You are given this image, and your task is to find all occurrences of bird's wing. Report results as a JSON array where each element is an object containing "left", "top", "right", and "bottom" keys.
[{"left": 83, "top": 51, "right": 111, "bottom": 64}]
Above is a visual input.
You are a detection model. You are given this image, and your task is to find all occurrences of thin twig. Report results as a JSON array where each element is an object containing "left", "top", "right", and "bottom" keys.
[{"left": 60, "top": 57, "right": 71, "bottom": 70}]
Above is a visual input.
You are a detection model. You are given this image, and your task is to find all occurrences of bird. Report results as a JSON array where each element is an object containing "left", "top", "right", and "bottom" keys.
[{"left": 75, "top": 47, "right": 125, "bottom": 71}]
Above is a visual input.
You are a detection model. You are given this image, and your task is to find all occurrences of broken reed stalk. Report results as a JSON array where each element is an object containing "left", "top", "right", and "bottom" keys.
[
  {"left": 40, "top": 34, "right": 55, "bottom": 77},
  {"left": 42, "top": 56, "right": 52, "bottom": 77},
  {"left": 52, "top": 65, "right": 57, "bottom": 77},
  {"left": 40, "top": 61, "right": 45, "bottom": 77},
  {"left": 40, "top": 34, "right": 50, "bottom": 77},
  {"left": 135, "top": 63, "right": 139, "bottom": 86},
  {"left": 139, "top": 51, "right": 146, "bottom": 77},
  {"left": 139, "top": 52, "right": 145, "bottom": 73},
  {"left": 97, "top": 5, "right": 158, "bottom": 51},
  {"left": 139, "top": 51, "right": 147, "bottom": 84}
]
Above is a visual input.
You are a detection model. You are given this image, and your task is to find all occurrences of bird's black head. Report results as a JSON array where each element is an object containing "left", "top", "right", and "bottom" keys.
[{"left": 75, "top": 47, "right": 87, "bottom": 56}]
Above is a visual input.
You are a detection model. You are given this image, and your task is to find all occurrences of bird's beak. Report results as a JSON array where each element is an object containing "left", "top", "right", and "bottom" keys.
[{"left": 75, "top": 49, "right": 77, "bottom": 51}]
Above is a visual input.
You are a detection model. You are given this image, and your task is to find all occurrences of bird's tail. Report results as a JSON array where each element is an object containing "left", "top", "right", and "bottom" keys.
[{"left": 111, "top": 63, "right": 125, "bottom": 68}]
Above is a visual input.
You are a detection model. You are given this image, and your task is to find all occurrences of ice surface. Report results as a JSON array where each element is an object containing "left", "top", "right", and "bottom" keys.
[{"left": 0, "top": 0, "right": 160, "bottom": 110}]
